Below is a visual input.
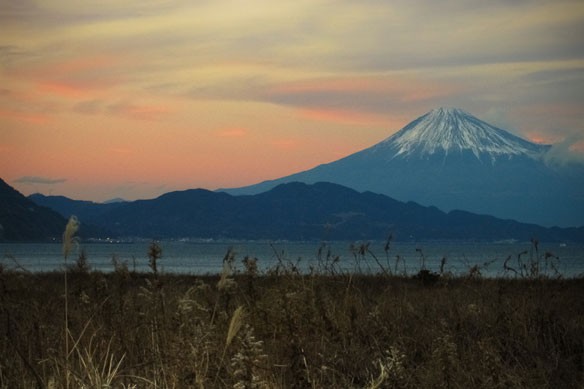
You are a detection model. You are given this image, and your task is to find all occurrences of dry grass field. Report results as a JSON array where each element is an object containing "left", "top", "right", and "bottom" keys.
[{"left": 1, "top": 240, "right": 583, "bottom": 388}]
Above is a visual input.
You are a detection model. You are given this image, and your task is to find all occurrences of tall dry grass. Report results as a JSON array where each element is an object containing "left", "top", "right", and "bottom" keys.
[
  {"left": 62, "top": 215, "right": 79, "bottom": 389},
  {"left": 0, "top": 243, "right": 582, "bottom": 388}
]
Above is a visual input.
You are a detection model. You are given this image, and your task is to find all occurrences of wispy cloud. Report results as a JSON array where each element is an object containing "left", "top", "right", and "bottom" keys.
[
  {"left": 14, "top": 176, "right": 67, "bottom": 185},
  {"left": 107, "top": 101, "right": 170, "bottom": 121},
  {"left": 259, "top": 75, "right": 463, "bottom": 117}
]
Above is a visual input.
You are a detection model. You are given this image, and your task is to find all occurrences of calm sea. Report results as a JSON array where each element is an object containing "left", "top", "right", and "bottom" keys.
[{"left": 1, "top": 240, "right": 583, "bottom": 278}]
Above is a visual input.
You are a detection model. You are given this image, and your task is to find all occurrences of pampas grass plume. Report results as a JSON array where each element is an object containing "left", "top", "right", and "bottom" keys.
[
  {"left": 226, "top": 306, "right": 245, "bottom": 349},
  {"left": 62, "top": 216, "right": 79, "bottom": 259}
]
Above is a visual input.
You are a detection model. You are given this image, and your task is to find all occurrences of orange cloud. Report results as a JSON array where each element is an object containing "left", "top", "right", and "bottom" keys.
[
  {"left": 0, "top": 109, "right": 51, "bottom": 124},
  {"left": 37, "top": 81, "right": 90, "bottom": 98},
  {"left": 526, "top": 134, "right": 557, "bottom": 145},
  {"left": 11, "top": 54, "right": 124, "bottom": 100}
]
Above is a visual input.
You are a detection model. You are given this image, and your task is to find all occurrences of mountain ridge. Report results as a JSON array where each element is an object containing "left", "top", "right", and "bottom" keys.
[
  {"left": 28, "top": 181, "right": 584, "bottom": 242},
  {"left": 0, "top": 178, "right": 67, "bottom": 241},
  {"left": 222, "top": 108, "right": 584, "bottom": 227}
]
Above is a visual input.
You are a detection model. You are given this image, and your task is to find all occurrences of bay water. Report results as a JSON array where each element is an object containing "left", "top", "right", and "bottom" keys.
[{"left": 2, "top": 240, "right": 583, "bottom": 278}]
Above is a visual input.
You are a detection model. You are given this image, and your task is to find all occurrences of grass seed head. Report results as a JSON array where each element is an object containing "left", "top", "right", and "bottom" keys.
[
  {"left": 62, "top": 216, "right": 79, "bottom": 259},
  {"left": 226, "top": 306, "right": 246, "bottom": 349}
]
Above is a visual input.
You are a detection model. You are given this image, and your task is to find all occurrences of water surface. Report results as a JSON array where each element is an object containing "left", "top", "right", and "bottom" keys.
[{"left": 1, "top": 240, "right": 582, "bottom": 278}]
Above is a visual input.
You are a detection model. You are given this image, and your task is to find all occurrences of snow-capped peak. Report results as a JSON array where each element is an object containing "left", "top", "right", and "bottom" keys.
[{"left": 378, "top": 107, "right": 549, "bottom": 160}]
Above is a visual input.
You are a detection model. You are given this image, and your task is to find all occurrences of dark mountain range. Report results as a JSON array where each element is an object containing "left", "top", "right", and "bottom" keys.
[
  {"left": 222, "top": 108, "right": 584, "bottom": 228},
  {"left": 29, "top": 181, "right": 584, "bottom": 242},
  {"left": 0, "top": 178, "right": 67, "bottom": 241},
  {"left": 29, "top": 193, "right": 126, "bottom": 222},
  {"left": 0, "top": 179, "right": 111, "bottom": 241}
]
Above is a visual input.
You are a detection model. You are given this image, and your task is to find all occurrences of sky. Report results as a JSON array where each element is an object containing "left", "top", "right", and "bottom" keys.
[{"left": 2, "top": 0, "right": 584, "bottom": 202}]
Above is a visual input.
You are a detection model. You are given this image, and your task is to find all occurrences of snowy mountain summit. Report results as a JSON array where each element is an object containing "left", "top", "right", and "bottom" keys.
[
  {"left": 225, "top": 107, "right": 583, "bottom": 227},
  {"left": 377, "top": 107, "right": 550, "bottom": 160}
]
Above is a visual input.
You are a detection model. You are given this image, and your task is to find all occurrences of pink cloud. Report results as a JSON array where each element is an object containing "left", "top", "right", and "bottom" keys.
[
  {"left": 525, "top": 133, "right": 558, "bottom": 145},
  {"left": 10, "top": 54, "right": 124, "bottom": 100},
  {"left": 37, "top": 81, "right": 90, "bottom": 98}
]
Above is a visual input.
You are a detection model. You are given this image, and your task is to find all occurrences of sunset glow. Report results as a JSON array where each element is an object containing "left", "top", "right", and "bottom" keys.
[{"left": 1, "top": 1, "right": 583, "bottom": 201}]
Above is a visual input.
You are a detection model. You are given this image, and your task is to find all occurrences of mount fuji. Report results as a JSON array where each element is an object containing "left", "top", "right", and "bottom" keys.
[{"left": 224, "top": 108, "right": 584, "bottom": 227}]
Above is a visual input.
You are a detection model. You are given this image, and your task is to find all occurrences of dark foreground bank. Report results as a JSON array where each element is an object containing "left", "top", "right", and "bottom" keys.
[{"left": 1, "top": 264, "right": 583, "bottom": 388}]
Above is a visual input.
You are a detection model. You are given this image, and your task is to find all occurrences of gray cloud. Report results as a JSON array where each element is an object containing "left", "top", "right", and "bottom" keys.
[
  {"left": 310, "top": 1, "right": 584, "bottom": 73},
  {"left": 544, "top": 135, "right": 584, "bottom": 166},
  {"left": 0, "top": 45, "right": 29, "bottom": 67},
  {"left": 0, "top": 0, "right": 187, "bottom": 29},
  {"left": 518, "top": 68, "right": 584, "bottom": 102},
  {"left": 14, "top": 176, "right": 67, "bottom": 185}
]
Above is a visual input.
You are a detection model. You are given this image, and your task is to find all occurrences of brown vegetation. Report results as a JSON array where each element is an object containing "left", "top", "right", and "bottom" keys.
[{"left": 1, "top": 243, "right": 583, "bottom": 388}]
